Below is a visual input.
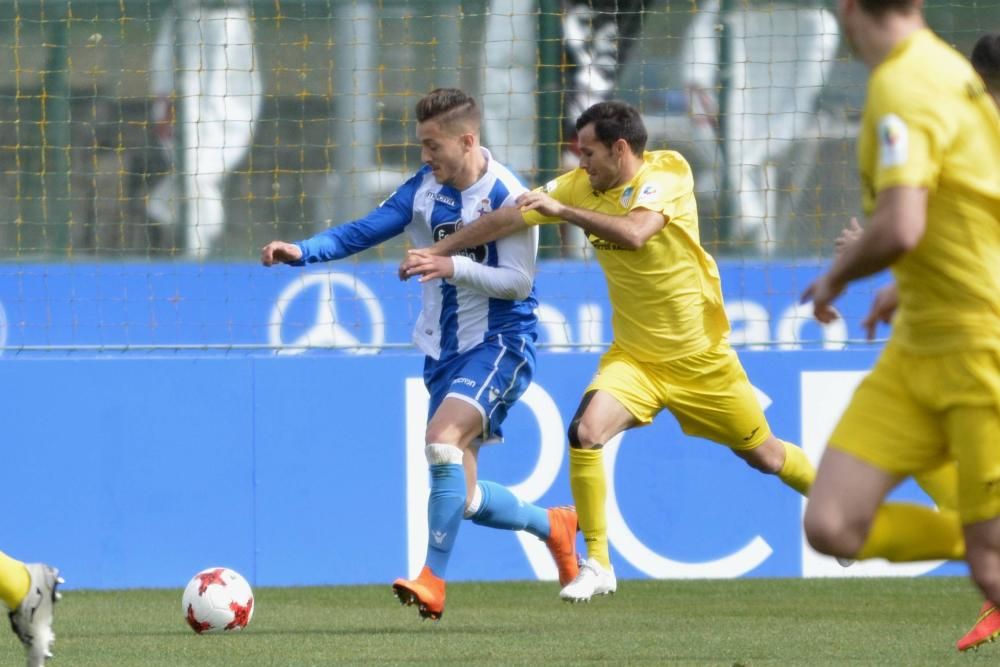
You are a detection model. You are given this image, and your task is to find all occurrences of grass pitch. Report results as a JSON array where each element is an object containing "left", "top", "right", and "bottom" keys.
[{"left": 4, "top": 577, "right": 998, "bottom": 666}]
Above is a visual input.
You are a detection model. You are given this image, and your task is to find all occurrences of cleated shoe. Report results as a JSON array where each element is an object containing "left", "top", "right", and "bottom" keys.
[
  {"left": 545, "top": 506, "right": 580, "bottom": 586},
  {"left": 559, "top": 557, "right": 616, "bottom": 603},
  {"left": 392, "top": 566, "right": 446, "bottom": 621},
  {"left": 8, "top": 563, "right": 62, "bottom": 667},
  {"left": 958, "top": 601, "right": 1000, "bottom": 652}
]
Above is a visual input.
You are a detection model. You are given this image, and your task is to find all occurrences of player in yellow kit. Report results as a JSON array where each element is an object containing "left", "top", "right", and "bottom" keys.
[
  {"left": 401, "top": 100, "right": 818, "bottom": 602},
  {"left": 803, "top": 1, "right": 1000, "bottom": 653},
  {"left": 0, "top": 550, "right": 61, "bottom": 666}
]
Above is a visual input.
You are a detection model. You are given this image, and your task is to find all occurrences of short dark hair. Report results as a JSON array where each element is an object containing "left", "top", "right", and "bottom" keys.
[
  {"left": 857, "top": 0, "right": 921, "bottom": 17},
  {"left": 972, "top": 33, "right": 1000, "bottom": 92},
  {"left": 575, "top": 101, "right": 648, "bottom": 156},
  {"left": 415, "top": 88, "right": 480, "bottom": 131}
]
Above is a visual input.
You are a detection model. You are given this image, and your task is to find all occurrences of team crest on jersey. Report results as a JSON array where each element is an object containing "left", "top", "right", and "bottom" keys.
[
  {"left": 476, "top": 198, "right": 493, "bottom": 217},
  {"left": 619, "top": 186, "right": 634, "bottom": 208},
  {"left": 543, "top": 179, "right": 558, "bottom": 193},
  {"left": 636, "top": 183, "right": 660, "bottom": 204},
  {"left": 877, "top": 114, "right": 909, "bottom": 168}
]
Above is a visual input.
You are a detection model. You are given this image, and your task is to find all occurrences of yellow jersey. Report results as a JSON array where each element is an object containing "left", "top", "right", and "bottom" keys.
[
  {"left": 523, "top": 150, "right": 729, "bottom": 362},
  {"left": 858, "top": 29, "right": 1000, "bottom": 353}
]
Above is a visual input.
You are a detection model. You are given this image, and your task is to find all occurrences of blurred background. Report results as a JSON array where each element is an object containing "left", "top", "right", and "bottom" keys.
[{"left": 2, "top": 0, "right": 995, "bottom": 264}]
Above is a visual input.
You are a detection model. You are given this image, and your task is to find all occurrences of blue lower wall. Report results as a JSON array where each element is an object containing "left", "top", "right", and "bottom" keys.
[{"left": 4, "top": 349, "right": 965, "bottom": 589}]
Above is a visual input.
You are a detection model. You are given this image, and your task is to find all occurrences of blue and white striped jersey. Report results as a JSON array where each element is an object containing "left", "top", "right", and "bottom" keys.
[{"left": 294, "top": 148, "right": 538, "bottom": 360}]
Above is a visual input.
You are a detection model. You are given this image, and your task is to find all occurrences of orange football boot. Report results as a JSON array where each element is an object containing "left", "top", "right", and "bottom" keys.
[
  {"left": 392, "top": 566, "right": 446, "bottom": 621},
  {"left": 957, "top": 601, "right": 1000, "bottom": 651},
  {"left": 545, "top": 506, "right": 580, "bottom": 586}
]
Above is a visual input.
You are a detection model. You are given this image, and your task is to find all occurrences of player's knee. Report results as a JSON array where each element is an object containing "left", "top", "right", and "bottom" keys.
[
  {"left": 733, "top": 439, "right": 784, "bottom": 475},
  {"left": 567, "top": 419, "right": 582, "bottom": 448},
  {"left": 568, "top": 418, "right": 602, "bottom": 449},
  {"left": 803, "top": 503, "right": 863, "bottom": 558},
  {"left": 803, "top": 514, "right": 844, "bottom": 557},
  {"left": 424, "top": 443, "right": 464, "bottom": 465},
  {"left": 425, "top": 422, "right": 461, "bottom": 447}
]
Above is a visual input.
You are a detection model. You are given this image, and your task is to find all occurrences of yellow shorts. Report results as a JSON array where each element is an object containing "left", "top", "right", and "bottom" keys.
[
  {"left": 830, "top": 343, "right": 1000, "bottom": 524},
  {"left": 585, "top": 342, "right": 771, "bottom": 451}
]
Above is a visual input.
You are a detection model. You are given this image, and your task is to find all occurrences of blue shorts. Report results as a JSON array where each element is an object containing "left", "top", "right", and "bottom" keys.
[{"left": 424, "top": 334, "right": 536, "bottom": 443}]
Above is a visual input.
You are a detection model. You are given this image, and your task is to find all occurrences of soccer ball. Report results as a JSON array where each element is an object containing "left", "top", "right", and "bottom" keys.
[{"left": 182, "top": 567, "right": 254, "bottom": 634}]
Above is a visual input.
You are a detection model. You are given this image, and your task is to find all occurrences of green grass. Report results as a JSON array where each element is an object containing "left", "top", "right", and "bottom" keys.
[{"left": 4, "top": 577, "right": 998, "bottom": 666}]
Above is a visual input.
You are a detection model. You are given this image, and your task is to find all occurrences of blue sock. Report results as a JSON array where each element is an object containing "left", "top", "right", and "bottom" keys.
[
  {"left": 470, "top": 480, "right": 551, "bottom": 540},
  {"left": 424, "top": 462, "right": 466, "bottom": 578}
]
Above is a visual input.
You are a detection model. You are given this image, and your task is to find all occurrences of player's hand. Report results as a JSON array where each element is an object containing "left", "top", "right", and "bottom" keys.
[
  {"left": 260, "top": 241, "right": 302, "bottom": 266},
  {"left": 516, "top": 191, "right": 564, "bottom": 218},
  {"left": 861, "top": 283, "right": 898, "bottom": 340},
  {"left": 834, "top": 217, "right": 863, "bottom": 257},
  {"left": 401, "top": 249, "right": 454, "bottom": 282},
  {"left": 398, "top": 248, "right": 436, "bottom": 280},
  {"left": 801, "top": 274, "right": 845, "bottom": 324}
]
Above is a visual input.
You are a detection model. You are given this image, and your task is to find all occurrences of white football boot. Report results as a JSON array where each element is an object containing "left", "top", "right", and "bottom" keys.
[
  {"left": 8, "top": 563, "right": 62, "bottom": 667},
  {"left": 559, "top": 557, "right": 616, "bottom": 603}
]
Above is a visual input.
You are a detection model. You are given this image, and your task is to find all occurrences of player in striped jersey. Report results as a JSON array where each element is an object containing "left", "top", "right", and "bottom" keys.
[{"left": 261, "top": 89, "right": 578, "bottom": 620}]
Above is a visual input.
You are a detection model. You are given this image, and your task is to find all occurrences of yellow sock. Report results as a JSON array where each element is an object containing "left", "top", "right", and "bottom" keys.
[
  {"left": 0, "top": 550, "right": 30, "bottom": 610},
  {"left": 569, "top": 447, "right": 611, "bottom": 569},
  {"left": 858, "top": 502, "right": 965, "bottom": 561},
  {"left": 778, "top": 440, "right": 815, "bottom": 496},
  {"left": 914, "top": 464, "right": 959, "bottom": 513}
]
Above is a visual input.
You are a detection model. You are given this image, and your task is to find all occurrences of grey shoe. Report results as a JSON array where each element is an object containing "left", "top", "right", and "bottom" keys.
[{"left": 8, "top": 563, "right": 62, "bottom": 667}]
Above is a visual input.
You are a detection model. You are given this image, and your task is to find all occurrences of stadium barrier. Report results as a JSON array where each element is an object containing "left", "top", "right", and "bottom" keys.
[{"left": 3, "top": 261, "right": 965, "bottom": 588}]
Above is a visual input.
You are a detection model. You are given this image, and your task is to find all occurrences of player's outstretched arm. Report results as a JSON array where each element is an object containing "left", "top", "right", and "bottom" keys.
[
  {"left": 832, "top": 217, "right": 898, "bottom": 340},
  {"left": 261, "top": 241, "right": 303, "bottom": 266},
  {"left": 526, "top": 190, "right": 664, "bottom": 251},
  {"left": 834, "top": 187, "right": 927, "bottom": 281},
  {"left": 441, "top": 206, "right": 527, "bottom": 254},
  {"left": 804, "top": 186, "right": 926, "bottom": 322},
  {"left": 400, "top": 206, "right": 527, "bottom": 280}
]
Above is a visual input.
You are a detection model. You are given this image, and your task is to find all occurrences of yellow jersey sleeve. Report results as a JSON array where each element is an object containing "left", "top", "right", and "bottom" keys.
[
  {"left": 521, "top": 152, "right": 695, "bottom": 226},
  {"left": 865, "top": 68, "right": 954, "bottom": 196},
  {"left": 521, "top": 170, "right": 581, "bottom": 226},
  {"left": 627, "top": 153, "right": 695, "bottom": 221}
]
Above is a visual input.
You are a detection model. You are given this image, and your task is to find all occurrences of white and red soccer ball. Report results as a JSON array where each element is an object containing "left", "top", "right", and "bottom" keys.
[{"left": 182, "top": 567, "right": 254, "bottom": 634}]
